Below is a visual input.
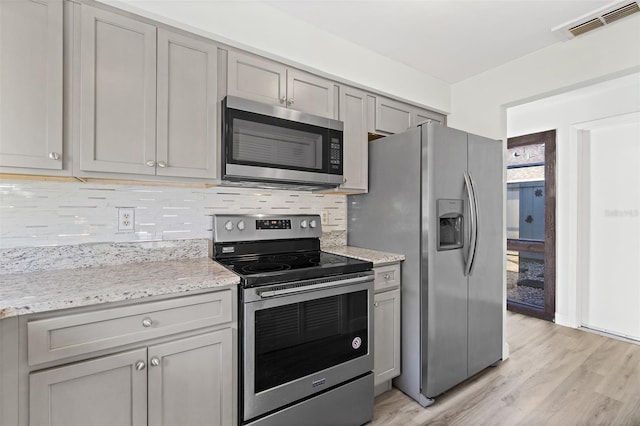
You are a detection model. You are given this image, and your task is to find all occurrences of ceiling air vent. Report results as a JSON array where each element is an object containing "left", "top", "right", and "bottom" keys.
[
  {"left": 602, "top": 2, "right": 640, "bottom": 23},
  {"left": 569, "top": 18, "right": 604, "bottom": 37},
  {"left": 552, "top": 1, "right": 639, "bottom": 40}
]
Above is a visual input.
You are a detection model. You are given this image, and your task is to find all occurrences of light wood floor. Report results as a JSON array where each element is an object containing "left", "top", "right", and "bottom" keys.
[{"left": 370, "top": 312, "right": 640, "bottom": 425}]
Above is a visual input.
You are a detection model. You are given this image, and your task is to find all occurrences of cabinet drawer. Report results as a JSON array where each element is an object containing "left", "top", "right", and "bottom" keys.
[
  {"left": 28, "top": 290, "right": 232, "bottom": 366},
  {"left": 374, "top": 263, "right": 401, "bottom": 293}
]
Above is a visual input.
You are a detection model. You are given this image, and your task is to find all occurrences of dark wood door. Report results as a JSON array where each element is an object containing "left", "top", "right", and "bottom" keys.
[{"left": 506, "top": 130, "right": 556, "bottom": 321}]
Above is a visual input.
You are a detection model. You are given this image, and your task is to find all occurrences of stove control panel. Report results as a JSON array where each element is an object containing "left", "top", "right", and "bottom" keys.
[{"left": 213, "top": 214, "right": 322, "bottom": 243}]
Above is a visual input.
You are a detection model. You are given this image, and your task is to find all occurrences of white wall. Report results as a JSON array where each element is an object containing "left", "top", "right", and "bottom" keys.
[
  {"left": 506, "top": 73, "right": 640, "bottom": 328},
  {"left": 100, "top": 0, "right": 451, "bottom": 114},
  {"left": 449, "top": 14, "right": 640, "bottom": 140}
]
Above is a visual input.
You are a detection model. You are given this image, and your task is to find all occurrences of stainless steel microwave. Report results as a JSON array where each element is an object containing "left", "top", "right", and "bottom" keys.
[{"left": 221, "top": 96, "right": 344, "bottom": 189}]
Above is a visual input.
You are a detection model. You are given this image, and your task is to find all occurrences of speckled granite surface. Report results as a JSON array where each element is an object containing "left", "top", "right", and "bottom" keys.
[
  {"left": 323, "top": 246, "right": 405, "bottom": 266},
  {"left": 0, "top": 239, "right": 210, "bottom": 275},
  {"left": 0, "top": 258, "right": 239, "bottom": 319}
]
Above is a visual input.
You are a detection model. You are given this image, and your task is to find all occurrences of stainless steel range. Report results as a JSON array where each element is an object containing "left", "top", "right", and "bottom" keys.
[{"left": 211, "top": 214, "right": 375, "bottom": 426}]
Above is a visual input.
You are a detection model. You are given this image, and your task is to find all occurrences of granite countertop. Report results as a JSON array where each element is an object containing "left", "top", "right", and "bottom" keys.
[
  {"left": 0, "top": 258, "right": 240, "bottom": 319},
  {"left": 323, "top": 246, "right": 405, "bottom": 266}
]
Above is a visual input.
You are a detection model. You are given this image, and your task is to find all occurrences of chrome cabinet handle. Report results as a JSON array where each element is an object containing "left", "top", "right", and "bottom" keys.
[
  {"left": 142, "top": 318, "right": 153, "bottom": 328},
  {"left": 157, "top": 161, "right": 166, "bottom": 168},
  {"left": 146, "top": 160, "right": 156, "bottom": 167},
  {"left": 150, "top": 357, "right": 160, "bottom": 367},
  {"left": 287, "top": 98, "right": 294, "bottom": 106},
  {"left": 279, "top": 97, "right": 286, "bottom": 104},
  {"left": 383, "top": 273, "right": 391, "bottom": 280},
  {"left": 374, "top": 302, "right": 379, "bottom": 307},
  {"left": 48, "top": 152, "right": 61, "bottom": 160},
  {"left": 135, "top": 361, "right": 146, "bottom": 371}
]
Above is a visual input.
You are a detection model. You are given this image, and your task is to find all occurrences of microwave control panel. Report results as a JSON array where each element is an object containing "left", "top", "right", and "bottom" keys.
[{"left": 329, "top": 137, "right": 342, "bottom": 172}]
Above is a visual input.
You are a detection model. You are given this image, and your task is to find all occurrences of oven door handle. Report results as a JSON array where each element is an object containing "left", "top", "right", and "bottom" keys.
[{"left": 257, "top": 274, "right": 373, "bottom": 298}]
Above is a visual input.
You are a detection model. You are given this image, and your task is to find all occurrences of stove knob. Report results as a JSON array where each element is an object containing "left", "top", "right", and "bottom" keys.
[
  {"left": 224, "top": 220, "right": 233, "bottom": 231},
  {"left": 237, "top": 220, "right": 245, "bottom": 231},
  {"left": 300, "top": 220, "right": 308, "bottom": 229},
  {"left": 309, "top": 219, "right": 317, "bottom": 229}
]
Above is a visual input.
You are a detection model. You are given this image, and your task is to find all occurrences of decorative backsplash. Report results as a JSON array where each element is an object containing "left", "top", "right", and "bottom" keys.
[{"left": 0, "top": 179, "right": 347, "bottom": 249}]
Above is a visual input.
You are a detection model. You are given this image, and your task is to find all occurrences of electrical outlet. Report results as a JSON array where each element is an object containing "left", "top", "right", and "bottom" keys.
[
  {"left": 117, "top": 207, "right": 135, "bottom": 232},
  {"left": 320, "top": 211, "right": 328, "bottom": 225}
]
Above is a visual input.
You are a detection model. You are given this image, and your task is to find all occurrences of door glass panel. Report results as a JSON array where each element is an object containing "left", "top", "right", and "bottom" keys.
[
  {"left": 254, "top": 290, "right": 368, "bottom": 392},
  {"left": 507, "top": 250, "right": 545, "bottom": 308},
  {"left": 506, "top": 141, "right": 548, "bottom": 314}
]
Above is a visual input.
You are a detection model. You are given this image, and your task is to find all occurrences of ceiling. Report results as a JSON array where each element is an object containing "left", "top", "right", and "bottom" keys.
[{"left": 263, "top": 0, "right": 614, "bottom": 83}]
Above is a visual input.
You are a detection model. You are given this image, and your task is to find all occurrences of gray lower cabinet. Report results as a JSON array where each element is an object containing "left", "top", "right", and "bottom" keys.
[
  {"left": 79, "top": 6, "right": 218, "bottom": 179},
  {"left": 148, "top": 329, "right": 233, "bottom": 425},
  {"left": 373, "top": 263, "right": 401, "bottom": 395},
  {"left": 29, "top": 348, "right": 148, "bottom": 426},
  {"left": 227, "top": 50, "right": 337, "bottom": 119},
  {"left": 29, "top": 329, "right": 233, "bottom": 426},
  {"left": 10, "top": 290, "right": 237, "bottom": 426},
  {"left": 0, "top": 0, "right": 63, "bottom": 170}
]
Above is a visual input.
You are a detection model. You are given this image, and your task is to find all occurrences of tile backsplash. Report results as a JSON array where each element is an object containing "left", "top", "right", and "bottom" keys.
[{"left": 0, "top": 179, "right": 347, "bottom": 249}]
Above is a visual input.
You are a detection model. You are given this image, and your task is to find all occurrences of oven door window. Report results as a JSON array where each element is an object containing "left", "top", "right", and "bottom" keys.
[
  {"left": 254, "top": 290, "right": 368, "bottom": 393},
  {"left": 229, "top": 111, "right": 326, "bottom": 172}
]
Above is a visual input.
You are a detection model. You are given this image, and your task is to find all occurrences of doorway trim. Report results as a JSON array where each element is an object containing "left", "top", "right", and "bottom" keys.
[{"left": 506, "top": 129, "right": 556, "bottom": 321}]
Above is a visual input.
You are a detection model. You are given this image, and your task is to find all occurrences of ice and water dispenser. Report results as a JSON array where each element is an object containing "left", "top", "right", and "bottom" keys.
[{"left": 437, "top": 199, "right": 464, "bottom": 251}]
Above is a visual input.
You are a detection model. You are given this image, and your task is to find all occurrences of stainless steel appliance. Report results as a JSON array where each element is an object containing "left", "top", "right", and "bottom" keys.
[
  {"left": 221, "top": 96, "right": 344, "bottom": 189},
  {"left": 211, "top": 214, "right": 374, "bottom": 425},
  {"left": 348, "top": 122, "right": 503, "bottom": 406}
]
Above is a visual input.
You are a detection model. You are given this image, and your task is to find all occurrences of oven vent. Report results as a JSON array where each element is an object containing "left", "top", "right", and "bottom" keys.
[{"left": 552, "top": 1, "right": 639, "bottom": 40}]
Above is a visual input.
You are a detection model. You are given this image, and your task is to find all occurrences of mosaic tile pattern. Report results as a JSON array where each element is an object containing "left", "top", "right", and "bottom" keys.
[{"left": 0, "top": 179, "right": 347, "bottom": 249}]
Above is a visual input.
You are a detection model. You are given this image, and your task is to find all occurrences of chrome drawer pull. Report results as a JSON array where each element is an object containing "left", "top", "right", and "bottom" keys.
[{"left": 142, "top": 318, "right": 153, "bottom": 328}]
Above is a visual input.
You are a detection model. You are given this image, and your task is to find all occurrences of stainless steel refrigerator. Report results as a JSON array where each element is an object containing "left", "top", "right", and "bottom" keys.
[{"left": 348, "top": 122, "right": 503, "bottom": 406}]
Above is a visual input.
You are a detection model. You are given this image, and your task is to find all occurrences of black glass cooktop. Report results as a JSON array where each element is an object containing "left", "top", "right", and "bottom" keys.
[{"left": 216, "top": 250, "right": 372, "bottom": 287}]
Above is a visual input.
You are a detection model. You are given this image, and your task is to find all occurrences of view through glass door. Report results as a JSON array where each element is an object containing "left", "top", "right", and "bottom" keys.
[{"left": 506, "top": 130, "right": 556, "bottom": 321}]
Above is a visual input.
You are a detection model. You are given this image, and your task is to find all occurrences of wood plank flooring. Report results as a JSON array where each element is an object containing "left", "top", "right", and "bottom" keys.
[{"left": 370, "top": 312, "right": 640, "bottom": 425}]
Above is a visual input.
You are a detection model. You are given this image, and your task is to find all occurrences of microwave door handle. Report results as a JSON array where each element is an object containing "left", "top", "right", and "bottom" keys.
[{"left": 464, "top": 171, "right": 478, "bottom": 276}]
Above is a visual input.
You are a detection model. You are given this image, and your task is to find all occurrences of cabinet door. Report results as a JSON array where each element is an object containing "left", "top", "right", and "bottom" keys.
[
  {"left": 157, "top": 29, "right": 218, "bottom": 179},
  {"left": 148, "top": 329, "right": 234, "bottom": 426},
  {"left": 339, "top": 86, "right": 368, "bottom": 192},
  {"left": 287, "top": 69, "right": 336, "bottom": 119},
  {"left": 374, "top": 288, "right": 401, "bottom": 386},
  {"left": 29, "top": 348, "right": 147, "bottom": 426},
  {"left": 227, "top": 50, "right": 286, "bottom": 107},
  {"left": 79, "top": 6, "right": 157, "bottom": 175},
  {"left": 0, "top": 0, "right": 63, "bottom": 170},
  {"left": 374, "top": 96, "right": 412, "bottom": 135},
  {"left": 414, "top": 107, "right": 445, "bottom": 126}
]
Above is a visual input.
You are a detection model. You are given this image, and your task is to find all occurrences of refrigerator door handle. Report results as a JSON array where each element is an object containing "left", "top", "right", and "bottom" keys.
[{"left": 464, "top": 171, "right": 479, "bottom": 276}]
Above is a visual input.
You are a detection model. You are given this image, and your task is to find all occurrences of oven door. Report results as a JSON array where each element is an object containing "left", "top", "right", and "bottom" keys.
[
  {"left": 242, "top": 274, "right": 373, "bottom": 422},
  {"left": 222, "top": 96, "right": 343, "bottom": 188}
]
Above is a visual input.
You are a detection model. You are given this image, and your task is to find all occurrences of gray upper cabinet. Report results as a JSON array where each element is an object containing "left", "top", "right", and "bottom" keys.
[
  {"left": 0, "top": 0, "right": 63, "bottom": 170},
  {"left": 227, "top": 50, "right": 336, "bottom": 119},
  {"left": 156, "top": 29, "right": 218, "bottom": 179},
  {"left": 414, "top": 107, "right": 444, "bottom": 126},
  {"left": 373, "top": 96, "right": 413, "bottom": 135},
  {"left": 227, "top": 50, "right": 286, "bottom": 107},
  {"left": 79, "top": 7, "right": 218, "bottom": 179},
  {"left": 368, "top": 95, "right": 446, "bottom": 136},
  {"left": 79, "top": 6, "right": 157, "bottom": 175},
  {"left": 29, "top": 348, "right": 148, "bottom": 426},
  {"left": 338, "top": 86, "right": 368, "bottom": 193}
]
